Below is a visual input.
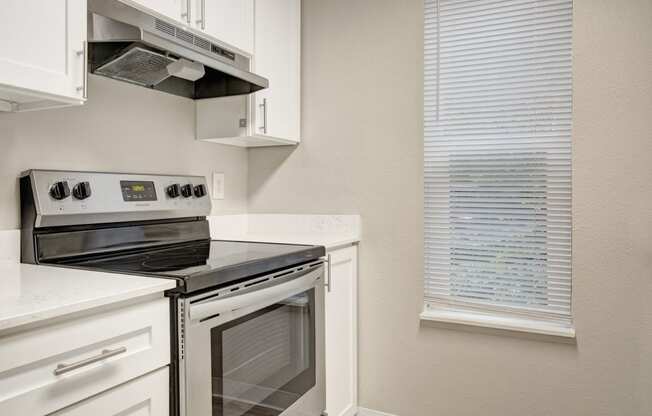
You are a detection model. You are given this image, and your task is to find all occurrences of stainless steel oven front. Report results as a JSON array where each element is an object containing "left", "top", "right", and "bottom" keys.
[{"left": 178, "top": 262, "right": 326, "bottom": 416}]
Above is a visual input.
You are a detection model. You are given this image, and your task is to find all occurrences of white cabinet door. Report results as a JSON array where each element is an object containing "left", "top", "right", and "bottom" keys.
[
  {"left": 252, "top": 0, "right": 301, "bottom": 143},
  {"left": 200, "top": 0, "right": 254, "bottom": 54},
  {"left": 128, "top": 0, "right": 188, "bottom": 25},
  {"left": 51, "top": 367, "right": 169, "bottom": 416},
  {"left": 0, "top": 298, "right": 170, "bottom": 416},
  {"left": 0, "top": 0, "right": 86, "bottom": 111},
  {"left": 195, "top": 0, "right": 301, "bottom": 147},
  {"left": 325, "top": 245, "right": 358, "bottom": 416}
]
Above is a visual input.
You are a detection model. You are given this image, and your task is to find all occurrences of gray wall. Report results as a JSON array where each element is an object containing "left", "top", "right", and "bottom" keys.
[
  {"left": 0, "top": 75, "right": 248, "bottom": 230},
  {"left": 248, "top": 0, "right": 652, "bottom": 415}
]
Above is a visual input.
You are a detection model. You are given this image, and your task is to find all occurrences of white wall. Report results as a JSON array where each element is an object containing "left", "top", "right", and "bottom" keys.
[
  {"left": 248, "top": 0, "right": 652, "bottom": 415},
  {"left": 0, "top": 75, "right": 248, "bottom": 230}
]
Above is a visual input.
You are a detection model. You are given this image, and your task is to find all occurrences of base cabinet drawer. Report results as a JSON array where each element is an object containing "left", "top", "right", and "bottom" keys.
[
  {"left": 51, "top": 367, "right": 169, "bottom": 416},
  {"left": 0, "top": 297, "right": 170, "bottom": 416}
]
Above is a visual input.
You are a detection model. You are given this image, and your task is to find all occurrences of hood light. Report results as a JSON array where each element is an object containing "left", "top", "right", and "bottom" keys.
[{"left": 167, "top": 58, "right": 205, "bottom": 81}]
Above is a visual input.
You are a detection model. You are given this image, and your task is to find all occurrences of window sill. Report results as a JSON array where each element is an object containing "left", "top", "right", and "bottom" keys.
[{"left": 420, "top": 308, "right": 576, "bottom": 339}]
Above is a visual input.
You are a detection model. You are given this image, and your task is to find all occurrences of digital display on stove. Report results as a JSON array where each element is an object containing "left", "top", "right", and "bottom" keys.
[{"left": 120, "top": 180, "right": 157, "bottom": 202}]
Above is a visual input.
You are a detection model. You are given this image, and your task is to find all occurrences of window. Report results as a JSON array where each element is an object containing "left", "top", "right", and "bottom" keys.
[{"left": 422, "top": 0, "right": 573, "bottom": 336}]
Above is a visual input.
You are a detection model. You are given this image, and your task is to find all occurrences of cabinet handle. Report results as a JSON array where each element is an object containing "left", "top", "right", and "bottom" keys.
[
  {"left": 195, "top": 0, "right": 206, "bottom": 29},
  {"left": 54, "top": 346, "right": 127, "bottom": 376},
  {"left": 76, "top": 41, "right": 88, "bottom": 99},
  {"left": 324, "top": 254, "right": 332, "bottom": 292},
  {"left": 259, "top": 98, "right": 268, "bottom": 135},
  {"left": 181, "top": 0, "right": 191, "bottom": 24}
]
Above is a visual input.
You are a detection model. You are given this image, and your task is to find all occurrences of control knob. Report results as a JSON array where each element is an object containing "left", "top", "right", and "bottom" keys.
[
  {"left": 50, "top": 181, "right": 70, "bottom": 200},
  {"left": 72, "top": 182, "right": 92, "bottom": 200},
  {"left": 194, "top": 184, "right": 207, "bottom": 198},
  {"left": 180, "top": 184, "right": 193, "bottom": 198},
  {"left": 167, "top": 184, "right": 181, "bottom": 198}
]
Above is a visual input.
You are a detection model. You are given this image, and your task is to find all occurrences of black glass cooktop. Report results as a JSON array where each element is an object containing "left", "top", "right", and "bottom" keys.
[{"left": 56, "top": 240, "right": 325, "bottom": 294}]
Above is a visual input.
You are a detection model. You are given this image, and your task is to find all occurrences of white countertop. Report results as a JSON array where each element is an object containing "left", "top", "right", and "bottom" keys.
[
  {"left": 209, "top": 214, "right": 361, "bottom": 250},
  {"left": 222, "top": 232, "right": 360, "bottom": 250},
  {"left": 0, "top": 261, "right": 176, "bottom": 333}
]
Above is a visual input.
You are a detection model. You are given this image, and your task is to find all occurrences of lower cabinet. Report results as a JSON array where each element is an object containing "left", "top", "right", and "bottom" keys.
[
  {"left": 0, "top": 297, "right": 171, "bottom": 416},
  {"left": 325, "top": 245, "right": 358, "bottom": 416},
  {"left": 51, "top": 367, "right": 169, "bottom": 416}
]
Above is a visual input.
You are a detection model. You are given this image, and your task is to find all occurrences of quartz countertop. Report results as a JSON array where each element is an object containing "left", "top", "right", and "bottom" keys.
[
  {"left": 0, "top": 261, "right": 176, "bottom": 333},
  {"left": 208, "top": 214, "right": 361, "bottom": 250},
  {"left": 218, "top": 232, "right": 360, "bottom": 250}
]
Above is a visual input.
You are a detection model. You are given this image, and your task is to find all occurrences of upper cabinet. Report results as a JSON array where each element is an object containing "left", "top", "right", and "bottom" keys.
[
  {"left": 202, "top": 0, "right": 254, "bottom": 55},
  {"left": 0, "top": 0, "right": 299, "bottom": 141},
  {"left": 196, "top": 0, "right": 301, "bottom": 147},
  {"left": 251, "top": 0, "right": 301, "bottom": 144},
  {"left": 127, "top": 0, "right": 187, "bottom": 25},
  {"left": 0, "top": 0, "right": 87, "bottom": 112}
]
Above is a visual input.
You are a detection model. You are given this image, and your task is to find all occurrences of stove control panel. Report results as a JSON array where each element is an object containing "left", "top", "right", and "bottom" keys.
[
  {"left": 121, "top": 180, "right": 157, "bottom": 202},
  {"left": 22, "top": 170, "right": 212, "bottom": 228}
]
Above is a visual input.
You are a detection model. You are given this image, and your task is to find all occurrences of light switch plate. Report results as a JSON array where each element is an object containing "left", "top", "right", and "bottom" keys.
[{"left": 212, "top": 172, "right": 225, "bottom": 200}]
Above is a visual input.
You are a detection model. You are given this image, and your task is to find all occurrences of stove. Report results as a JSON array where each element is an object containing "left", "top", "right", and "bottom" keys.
[
  {"left": 20, "top": 170, "right": 327, "bottom": 416},
  {"left": 55, "top": 239, "right": 323, "bottom": 293}
]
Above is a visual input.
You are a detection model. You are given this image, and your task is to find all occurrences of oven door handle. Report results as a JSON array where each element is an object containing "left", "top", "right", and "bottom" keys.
[{"left": 189, "top": 266, "right": 323, "bottom": 322}]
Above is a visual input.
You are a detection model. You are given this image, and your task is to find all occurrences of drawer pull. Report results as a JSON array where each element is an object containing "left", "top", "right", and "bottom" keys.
[{"left": 54, "top": 346, "right": 128, "bottom": 376}]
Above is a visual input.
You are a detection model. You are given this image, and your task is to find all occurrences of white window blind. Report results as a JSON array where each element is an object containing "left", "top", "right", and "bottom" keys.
[{"left": 423, "top": 0, "right": 572, "bottom": 325}]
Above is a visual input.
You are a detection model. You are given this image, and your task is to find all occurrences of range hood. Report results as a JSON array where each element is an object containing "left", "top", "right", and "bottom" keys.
[{"left": 87, "top": 0, "right": 268, "bottom": 99}]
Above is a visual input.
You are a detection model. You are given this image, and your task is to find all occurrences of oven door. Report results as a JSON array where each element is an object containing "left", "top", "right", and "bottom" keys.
[{"left": 180, "top": 265, "right": 325, "bottom": 416}]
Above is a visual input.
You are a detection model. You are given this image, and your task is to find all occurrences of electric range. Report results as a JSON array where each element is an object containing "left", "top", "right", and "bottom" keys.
[{"left": 20, "top": 170, "right": 327, "bottom": 416}]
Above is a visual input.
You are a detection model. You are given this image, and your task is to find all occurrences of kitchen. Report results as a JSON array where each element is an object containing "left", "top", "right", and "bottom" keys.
[{"left": 1, "top": 1, "right": 651, "bottom": 416}]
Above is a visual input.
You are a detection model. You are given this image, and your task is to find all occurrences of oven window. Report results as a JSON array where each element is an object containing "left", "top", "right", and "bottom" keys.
[{"left": 211, "top": 289, "right": 316, "bottom": 416}]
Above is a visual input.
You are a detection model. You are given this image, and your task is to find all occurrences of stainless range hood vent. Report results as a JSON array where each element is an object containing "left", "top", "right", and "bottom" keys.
[
  {"left": 87, "top": 0, "right": 268, "bottom": 99},
  {"left": 154, "top": 19, "right": 176, "bottom": 37},
  {"left": 153, "top": 19, "right": 222, "bottom": 57}
]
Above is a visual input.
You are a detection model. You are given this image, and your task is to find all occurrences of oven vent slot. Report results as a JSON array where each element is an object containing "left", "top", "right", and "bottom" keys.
[
  {"left": 199, "top": 312, "right": 220, "bottom": 323},
  {"left": 244, "top": 277, "right": 269, "bottom": 288},
  {"left": 189, "top": 262, "right": 324, "bottom": 305},
  {"left": 190, "top": 292, "right": 218, "bottom": 304},
  {"left": 273, "top": 270, "right": 295, "bottom": 279}
]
